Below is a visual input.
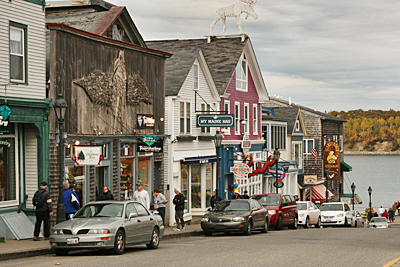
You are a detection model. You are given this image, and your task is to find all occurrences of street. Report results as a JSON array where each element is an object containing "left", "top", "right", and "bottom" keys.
[{"left": 2, "top": 226, "right": 400, "bottom": 267}]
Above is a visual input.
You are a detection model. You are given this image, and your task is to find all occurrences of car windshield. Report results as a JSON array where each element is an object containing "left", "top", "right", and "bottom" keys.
[
  {"left": 74, "top": 203, "right": 124, "bottom": 218},
  {"left": 297, "top": 203, "right": 307, "bottom": 210},
  {"left": 371, "top": 218, "right": 387, "bottom": 223},
  {"left": 214, "top": 201, "right": 250, "bottom": 211},
  {"left": 252, "top": 195, "right": 280, "bottom": 206},
  {"left": 320, "top": 204, "right": 343, "bottom": 211}
]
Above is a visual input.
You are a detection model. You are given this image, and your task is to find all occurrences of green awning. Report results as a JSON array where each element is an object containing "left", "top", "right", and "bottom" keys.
[
  {"left": 340, "top": 193, "right": 362, "bottom": 204},
  {"left": 340, "top": 161, "right": 352, "bottom": 172}
]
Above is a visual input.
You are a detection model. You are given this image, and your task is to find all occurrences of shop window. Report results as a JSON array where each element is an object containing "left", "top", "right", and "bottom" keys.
[
  {"left": 191, "top": 165, "right": 201, "bottom": 209},
  {"left": 0, "top": 138, "right": 16, "bottom": 202},
  {"left": 205, "top": 163, "right": 213, "bottom": 208},
  {"left": 138, "top": 157, "right": 151, "bottom": 198},
  {"left": 180, "top": 163, "right": 188, "bottom": 212},
  {"left": 120, "top": 143, "right": 135, "bottom": 200},
  {"left": 120, "top": 143, "right": 134, "bottom": 157},
  {"left": 65, "top": 165, "right": 85, "bottom": 205}
]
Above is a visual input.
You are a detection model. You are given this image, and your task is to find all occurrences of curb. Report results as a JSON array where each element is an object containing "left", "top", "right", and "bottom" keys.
[{"left": 162, "top": 230, "right": 204, "bottom": 241}]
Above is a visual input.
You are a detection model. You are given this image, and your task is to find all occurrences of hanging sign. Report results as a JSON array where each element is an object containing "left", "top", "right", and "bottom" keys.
[
  {"left": 196, "top": 114, "right": 234, "bottom": 127},
  {"left": 273, "top": 181, "right": 284, "bottom": 188},
  {"left": 137, "top": 136, "right": 163, "bottom": 153},
  {"left": 137, "top": 114, "right": 155, "bottom": 129},
  {"left": 230, "top": 163, "right": 251, "bottom": 178},
  {"left": 324, "top": 141, "right": 340, "bottom": 179},
  {"left": 0, "top": 105, "right": 11, "bottom": 134},
  {"left": 242, "top": 134, "right": 251, "bottom": 155},
  {"left": 304, "top": 175, "right": 317, "bottom": 185},
  {"left": 72, "top": 146, "right": 102, "bottom": 166},
  {"left": 267, "top": 165, "right": 288, "bottom": 182}
]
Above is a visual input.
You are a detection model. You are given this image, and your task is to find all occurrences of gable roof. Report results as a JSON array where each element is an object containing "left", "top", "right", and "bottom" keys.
[
  {"left": 147, "top": 37, "right": 268, "bottom": 101},
  {"left": 273, "top": 107, "right": 301, "bottom": 134}
]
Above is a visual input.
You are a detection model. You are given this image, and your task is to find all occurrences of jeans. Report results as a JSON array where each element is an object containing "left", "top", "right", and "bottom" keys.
[
  {"left": 34, "top": 210, "right": 50, "bottom": 238},
  {"left": 157, "top": 207, "right": 166, "bottom": 225},
  {"left": 175, "top": 210, "right": 184, "bottom": 229}
]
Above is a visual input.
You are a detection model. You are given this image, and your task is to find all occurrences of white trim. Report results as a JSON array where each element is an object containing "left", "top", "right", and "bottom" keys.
[
  {"left": 9, "top": 26, "right": 25, "bottom": 83},
  {"left": 235, "top": 53, "right": 248, "bottom": 92},
  {"left": 234, "top": 102, "right": 240, "bottom": 135},
  {"left": 224, "top": 100, "right": 231, "bottom": 135},
  {"left": 252, "top": 104, "right": 258, "bottom": 135},
  {"left": 244, "top": 103, "right": 249, "bottom": 134},
  {"left": 303, "top": 139, "right": 315, "bottom": 154},
  {"left": 179, "top": 101, "right": 191, "bottom": 134}
]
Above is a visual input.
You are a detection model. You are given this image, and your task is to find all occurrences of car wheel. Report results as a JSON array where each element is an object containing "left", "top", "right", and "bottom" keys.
[
  {"left": 53, "top": 249, "right": 69, "bottom": 256},
  {"left": 276, "top": 216, "right": 283, "bottom": 230},
  {"left": 244, "top": 221, "right": 252, "bottom": 235},
  {"left": 304, "top": 217, "right": 310, "bottom": 228},
  {"left": 111, "top": 229, "right": 125, "bottom": 255},
  {"left": 289, "top": 217, "right": 298, "bottom": 229},
  {"left": 146, "top": 227, "right": 159, "bottom": 249},
  {"left": 204, "top": 231, "right": 212, "bottom": 236},
  {"left": 261, "top": 218, "right": 268, "bottom": 233},
  {"left": 344, "top": 218, "right": 348, "bottom": 227},
  {"left": 316, "top": 216, "right": 321, "bottom": 228}
]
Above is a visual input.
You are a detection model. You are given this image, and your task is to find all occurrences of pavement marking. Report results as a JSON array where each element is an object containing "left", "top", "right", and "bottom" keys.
[{"left": 383, "top": 256, "right": 400, "bottom": 267}]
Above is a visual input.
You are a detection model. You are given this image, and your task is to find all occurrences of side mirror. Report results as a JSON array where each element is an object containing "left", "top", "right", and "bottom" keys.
[
  {"left": 128, "top": 212, "right": 138, "bottom": 220},
  {"left": 153, "top": 210, "right": 160, "bottom": 215}
]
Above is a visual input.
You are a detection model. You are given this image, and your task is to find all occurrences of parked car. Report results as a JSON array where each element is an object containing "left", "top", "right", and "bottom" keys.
[
  {"left": 297, "top": 201, "right": 321, "bottom": 228},
  {"left": 320, "top": 202, "right": 353, "bottom": 227},
  {"left": 201, "top": 199, "right": 269, "bottom": 236},
  {"left": 350, "top": 210, "right": 364, "bottom": 227},
  {"left": 368, "top": 217, "right": 390, "bottom": 228},
  {"left": 252, "top": 194, "right": 298, "bottom": 230},
  {"left": 49, "top": 200, "right": 164, "bottom": 256}
]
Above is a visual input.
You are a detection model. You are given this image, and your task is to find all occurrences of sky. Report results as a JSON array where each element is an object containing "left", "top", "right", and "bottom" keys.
[{"left": 54, "top": 0, "right": 400, "bottom": 112}]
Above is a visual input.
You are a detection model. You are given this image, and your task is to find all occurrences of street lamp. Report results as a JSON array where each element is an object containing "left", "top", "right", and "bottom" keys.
[
  {"left": 324, "top": 168, "right": 329, "bottom": 203},
  {"left": 351, "top": 182, "right": 356, "bottom": 210},
  {"left": 213, "top": 130, "right": 223, "bottom": 202},
  {"left": 368, "top": 186, "right": 372, "bottom": 214},
  {"left": 273, "top": 148, "right": 280, "bottom": 193},
  {"left": 54, "top": 94, "right": 68, "bottom": 224}
]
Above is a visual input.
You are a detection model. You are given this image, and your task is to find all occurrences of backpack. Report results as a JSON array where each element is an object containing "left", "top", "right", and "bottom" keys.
[{"left": 32, "top": 191, "right": 45, "bottom": 207}]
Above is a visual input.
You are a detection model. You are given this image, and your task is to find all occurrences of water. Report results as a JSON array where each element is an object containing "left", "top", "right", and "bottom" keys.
[{"left": 343, "top": 155, "right": 399, "bottom": 213}]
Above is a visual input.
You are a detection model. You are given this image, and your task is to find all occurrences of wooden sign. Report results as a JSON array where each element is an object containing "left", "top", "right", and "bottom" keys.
[
  {"left": 304, "top": 175, "right": 317, "bottom": 185},
  {"left": 324, "top": 141, "right": 340, "bottom": 179}
]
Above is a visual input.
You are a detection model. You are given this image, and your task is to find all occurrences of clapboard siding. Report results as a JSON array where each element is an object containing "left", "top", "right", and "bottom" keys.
[
  {"left": 0, "top": 0, "right": 46, "bottom": 99},
  {"left": 25, "top": 124, "right": 38, "bottom": 209}
]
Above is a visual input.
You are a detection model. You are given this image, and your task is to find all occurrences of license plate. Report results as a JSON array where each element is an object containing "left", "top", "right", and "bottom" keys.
[
  {"left": 66, "top": 238, "right": 79, "bottom": 245},
  {"left": 326, "top": 220, "right": 331, "bottom": 222}
]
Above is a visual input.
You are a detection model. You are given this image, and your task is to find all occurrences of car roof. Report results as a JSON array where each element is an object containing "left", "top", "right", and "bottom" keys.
[
  {"left": 321, "top": 202, "right": 343, "bottom": 205},
  {"left": 296, "top": 201, "right": 311, "bottom": 204}
]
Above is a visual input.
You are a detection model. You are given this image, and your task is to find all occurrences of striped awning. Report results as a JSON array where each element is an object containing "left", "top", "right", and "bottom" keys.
[{"left": 305, "top": 183, "right": 334, "bottom": 202}]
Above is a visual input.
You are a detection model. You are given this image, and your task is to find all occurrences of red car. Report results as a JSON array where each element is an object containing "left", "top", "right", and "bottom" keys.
[{"left": 252, "top": 194, "right": 298, "bottom": 230}]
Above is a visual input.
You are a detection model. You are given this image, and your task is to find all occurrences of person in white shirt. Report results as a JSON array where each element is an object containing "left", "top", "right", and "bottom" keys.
[
  {"left": 153, "top": 189, "right": 167, "bottom": 225},
  {"left": 379, "top": 206, "right": 385, "bottom": 217},
  {"left": 132, "top": 183, "right": 150, "bottom": 210}
]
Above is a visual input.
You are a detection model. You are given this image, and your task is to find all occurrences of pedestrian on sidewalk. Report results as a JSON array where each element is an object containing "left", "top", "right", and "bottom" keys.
[
  {"left": 383, "top": 209, "right": 389, "bottom": 220},
  {"left": 210, "top": 190, "right": 222, "bottom": 209},
  {"left": 153, "top": 189, "right": 167, "bottom": 225},
  {"left": 132, "top": 183, "right": 150, "bottom": 210},
  {"left": 388, "top": 208, "right": 394, "bottom": 223},
  {"left": 243, "top": 190, "right": 250, "bottom": 199},
  {"left": 379, "top": 206, "right": 385, "bottom": 217},
  {"left": 173, "top": 188, "right": 185, "bottom": 231},
  {"left": 33, "top": 182, "right": 53, "bottom": 241},
  {"left": 58, "top": 182, "right": 80, "bottom": 219},
  {"left": 232, "top": 190, "right": 243, "bottom": 199},
  {"left": 367, "top": 209, "right": 373, "bottom": 222}
]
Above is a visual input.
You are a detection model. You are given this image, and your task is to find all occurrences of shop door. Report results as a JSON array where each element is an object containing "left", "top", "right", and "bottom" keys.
[{"left": 96, "top": 167, "right": 105, "bottom": 201}]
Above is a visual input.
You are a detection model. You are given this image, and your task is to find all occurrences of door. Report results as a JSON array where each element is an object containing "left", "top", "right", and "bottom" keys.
[
  {"left": 95, "top": 167, "right": 105, "bottom": 201},
  {"left": 124, "top": 203, "right": 142, "bottom": 244},
  {"left": 133, "top": 203, "right": 154, "bottom": 243},
  {"left": 308, "top": 202, "right": 318, "bottom": 224}
]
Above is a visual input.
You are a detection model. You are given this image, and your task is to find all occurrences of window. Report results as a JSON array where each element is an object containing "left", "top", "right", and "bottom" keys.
[
  {"left": 303, "top": 139, "right": 315, "bottom": 154},
  {"left": 0, "top": 137, "right": 16, "bottom": 203},
  {"left": 271, "top": 125, "right": 286, "bottom": 150},
  {"left": 236, "top": 55, "right": 247, "bottom": 91},
  {"left": 193, "top": 64, "right": 199, "bottom": 90},
  {"left": 235, "top": 102, "right": 240, "bottom": 135},
  {"left": 125, "top": 203, "right": 137, "bottom": 218},
  {"left": 191, "top": 165, "right": 201, "bottom": 209},
  {"left": 339, "top": 135, "right": 344, "bottom": 152},
  {"left": 9, "top": 23, "right": 27, "bottom": 83},
  {"left": 224, "top": 101, "right": 230, "bottom": 135},
  {"left": 134, "top": 203, "right": 150, "bottom": 216},
  {"left": 200, "top": 103, "right": 210, "bottom": 134},
  {"left": 120, "top": 143, "right": 135, "bottom": 200},
  {"left": 244, "top": 103, "right": 249, "bottom": 134},
  {"left": 253, "top": 104, "right": 258, "bottom": 134},
  {"left": 180, "top": 102, "right": 191, "bottom": 134},
  {"left": 181, "top": 163, "right": 188, "bottom": 213},
  {"left": 295, "top": 120, "right": 300, "bottom": 131},
  {"left": 292, "top": 143, "right": 302, "bottom": 168}
]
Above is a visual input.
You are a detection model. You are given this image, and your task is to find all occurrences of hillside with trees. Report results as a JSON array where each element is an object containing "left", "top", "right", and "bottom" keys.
[{"left": 329, "top": 109, "right": 400, "bottom": 152}]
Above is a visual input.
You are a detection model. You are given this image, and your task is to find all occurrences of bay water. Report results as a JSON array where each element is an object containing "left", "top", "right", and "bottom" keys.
[{"left": 343, "top": 155, "right": 399, "bottom": 213}]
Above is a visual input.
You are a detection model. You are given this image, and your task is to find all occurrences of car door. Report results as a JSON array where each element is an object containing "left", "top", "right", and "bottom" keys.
[
  {"left": 249, "top": 200, "right": 262, "bottom": 228},
  {"left": 281, "top": 195, "right": 290, "bottom": 224},
  {"left": 124, "top": 203, "right": 143, "bottom": 244},
  {"left": 133, "top": 203, "right": 154, "bottom": 243},
  {"left": 309, "top": 202, "right": 320, "bottom": 224},
  {"left": 344, "top": 204, "right": 352, "bottom": 224}
]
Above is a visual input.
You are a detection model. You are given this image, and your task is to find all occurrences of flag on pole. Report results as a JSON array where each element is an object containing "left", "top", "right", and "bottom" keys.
[{"left": 310, "top": 142, "right": 318, "bottom": 165}]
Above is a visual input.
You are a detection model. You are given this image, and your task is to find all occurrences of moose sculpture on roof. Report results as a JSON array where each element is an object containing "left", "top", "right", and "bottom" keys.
[{"left": 210, "top": 0, "right": 258, "bottom": 35}]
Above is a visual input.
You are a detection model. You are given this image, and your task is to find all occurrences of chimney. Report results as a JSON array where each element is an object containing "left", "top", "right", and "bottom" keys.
[{"left": 289, "top": 97, "right": 292, "bottom": 105}]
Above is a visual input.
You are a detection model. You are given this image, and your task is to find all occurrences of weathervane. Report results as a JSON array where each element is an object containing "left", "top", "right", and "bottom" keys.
[{"left": 210, "top": 0, "right": 258, "bottom": 35}]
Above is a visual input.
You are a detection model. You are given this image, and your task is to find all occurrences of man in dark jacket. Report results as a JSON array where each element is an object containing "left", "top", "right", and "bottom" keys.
[
  {"left": 98, "top": 186, "right": 114, "bottom": 201},
  {"left": 173, "top": 188, "right": 185, "bottom": 231},
  {"left": 33, "top": 182, "right": 53, "bottom": 241},
  {"left": 210, "top": 191, "right": 222, "bottom": 209},
  {"left": 243, "top": 190, "right": 250, "bottom": 199}
]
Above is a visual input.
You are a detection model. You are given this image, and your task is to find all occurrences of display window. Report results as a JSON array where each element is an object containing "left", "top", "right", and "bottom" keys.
[
  {"left": 0, "top": 138, "right": 16, "bottom": 202},
  {"left": 191, "top": 165, "right": 201, "bottom": 209},
  {"left": 205, "top": 163, "right": 213, "bottom": 208},
  {"left": 180, "top": 163, "right": 188, "bottom": 212},
  {"left": 138, "top": 157, "right": 151, "bottom": 198},
  {"left": 120, "top": 157, "right": 134, "bottom": 199}
]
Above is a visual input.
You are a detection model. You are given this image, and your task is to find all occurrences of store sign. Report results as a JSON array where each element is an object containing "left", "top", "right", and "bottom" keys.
[
  {"left": 304, "top": 175, "right": 317, "bottom": 185},
  {"left": 137, "top": 136, "right": 163, "bottom": 153},
  {"left": 72, "top": 146, "right": 103, "bottom": 166},
  {"left": 273, "top": 181, "right": 284, "bottom": 188},
  {"left": 0, "top": 105, "right": 11, "bottom": 134},
  {"left": 242, "top": 134, "right": 251, "bottom": 155},
  {"left": 196, "top": 114, "right": 234, "bottom": 127},
  {"left": 324, "top": 141, "right": 340, "bottom": 179},
  {"left": 230, "top": 163, "right": 251, "bottom": 178},
  {"left": 137, "top": 114, "right": 155, "bottom": 129}
]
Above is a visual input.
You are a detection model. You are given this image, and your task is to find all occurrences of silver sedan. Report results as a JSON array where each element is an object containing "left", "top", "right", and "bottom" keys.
[{"left": 49, "top": 200, "right": 164, "bottom": 256}]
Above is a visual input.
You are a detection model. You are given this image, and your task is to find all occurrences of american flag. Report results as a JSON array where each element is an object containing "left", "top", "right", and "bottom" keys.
[{"left": 310, "top": 143, "right": 318, "bottom": 165}]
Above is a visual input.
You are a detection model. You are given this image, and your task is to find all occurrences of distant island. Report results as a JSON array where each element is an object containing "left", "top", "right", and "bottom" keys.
[{"left": 329, "top": 109, "right": 400, "bottom": 154}]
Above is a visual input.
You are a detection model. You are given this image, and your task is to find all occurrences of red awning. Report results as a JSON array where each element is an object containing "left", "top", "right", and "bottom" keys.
[{"left": 305, "top": 183, "right": 334, "bottom": 202}]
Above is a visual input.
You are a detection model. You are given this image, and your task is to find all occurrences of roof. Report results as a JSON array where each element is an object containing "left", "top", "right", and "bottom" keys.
[
  {"left": 273, "top": 107, "right": 301, "bottom": 134},
  {"left": 46, "top": 11, "right": 107, "bottom": 33},
  {"left": 146, "top": 37, "right": 248, "bottom": 95}
]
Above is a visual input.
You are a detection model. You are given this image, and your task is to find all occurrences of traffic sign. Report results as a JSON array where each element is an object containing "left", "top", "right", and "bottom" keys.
[{"left": 196, "top": 114, "right": 234, "bottom": 127}]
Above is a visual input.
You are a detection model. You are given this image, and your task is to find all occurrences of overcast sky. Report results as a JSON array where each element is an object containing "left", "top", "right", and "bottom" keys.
[{"left": 56, "top": 0, "right": 400, "bottom": 112}]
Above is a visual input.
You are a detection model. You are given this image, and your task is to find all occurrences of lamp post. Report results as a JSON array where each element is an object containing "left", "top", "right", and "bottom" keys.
[
  {"left": 368, "top": 186, "right": 372, "bottom": 214},
  {"left": 54, "top": 94, "right": 68, "bottom": 224},
  {"left": 324, "top": 168, "right": 329, "bottom": 203},
  {"left": 273, "top": 148, "right": 280, "bottom": 194},
  {"left": 213, "top": 130, "right": 223, "bottom": 203},
  {"left": 351, "top": 182, "right": 356, "bottom": 210}
]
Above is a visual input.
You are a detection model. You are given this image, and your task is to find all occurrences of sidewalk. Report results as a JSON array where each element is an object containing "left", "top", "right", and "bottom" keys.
[{"left": 0, "top": 223, "right": 203, "bottom": 261}]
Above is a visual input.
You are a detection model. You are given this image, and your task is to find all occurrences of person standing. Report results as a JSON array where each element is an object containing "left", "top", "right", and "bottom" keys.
[
  {"left": 243, "top": 190, "right": 250, "bottom": 199},
  {"left": 74, "top": 185, "right": 83, "bottom": 206},
  {"left": 173, "top": 188, "right": 185, "bottom": 231},
  {"left": 33, "top": 182, "right": 53, "bottom": 241},
  {"left": 367, "top": 209, "right": 373, "bottom": 222},
  {"left": 98, "top": 186, "right": 114, "bottom": 201},
  {"left": 132, "top": 183, "right": 150, "bottom": 210},
  {"left": 379, "top": 206, "right": 385, "bottom": 217},
  {"left": 383, "top": 209, "right": 389, "bottom": 220},
  {"left": 388, "top": 208, "right": 395, "bottom": 223},
  {"left": 210, "top": 191, "right": 222, "bottom": 209},
  {"left": 58, "top": 182, "right": 80, "bottom": 219},
  {"left": 153, "top": 189, "right": 167, "bottom": 225},
  {"left": 232, "top": 190, "right": 243, "bottom": 199}
]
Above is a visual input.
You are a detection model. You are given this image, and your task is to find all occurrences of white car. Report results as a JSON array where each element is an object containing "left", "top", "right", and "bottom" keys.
[
  {"left": 351, "top": 210, "right": 364, "bottom": 227},
  {"left": 297, "top": 201, "right": 321, "bottom": 228},
  {"left": 368, "top": 217, "right": 390, "bottom": 228},
  {"left": 320, "top": 202, "right": 353, "bottom": 227}
]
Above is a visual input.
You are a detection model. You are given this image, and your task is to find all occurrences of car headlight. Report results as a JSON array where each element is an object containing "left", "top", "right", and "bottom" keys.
[
  {"left": 52, "top": 229, "right": 63, "bottom": 235},
  {"left": 232, "top": 217, "right": 246, "bottom": 222},
  {"left": 89, "top": 229, "right": 110, "bottom": 234},
  {"left": 336, "top": 213, "right": 344, "bottom": 217},
  {"left": 268, "top": 210, "right": 276, "bottom": 215},
  {"left": 201, "top": 217, "right": 209, "bottom": 222},
  {"left": 299, "top": 213, "right": 305, "bottom": 217}
]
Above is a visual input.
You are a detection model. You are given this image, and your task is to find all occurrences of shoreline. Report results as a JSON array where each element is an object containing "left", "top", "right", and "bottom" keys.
[{"left": 344, "top": 151, "right": 400, "bottom": 155}]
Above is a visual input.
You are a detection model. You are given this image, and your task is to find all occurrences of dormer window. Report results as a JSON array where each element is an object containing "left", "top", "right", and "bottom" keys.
[
  {"left": 236, "top": 54, "right": 247, "bottom": 92},
  {"left": 193, "top": 64, "right": 199, "bottom": 90},
  {"left": 295, "top": 120, "right": 300, "bottom": 131},
  {"left": 112, "top": 25, "right": 122, "bottom": 41}
]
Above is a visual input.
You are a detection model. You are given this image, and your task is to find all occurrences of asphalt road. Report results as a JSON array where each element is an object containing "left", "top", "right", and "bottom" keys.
[{"left": 2, "top": 226, "right": 400, "bottom": 267}]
